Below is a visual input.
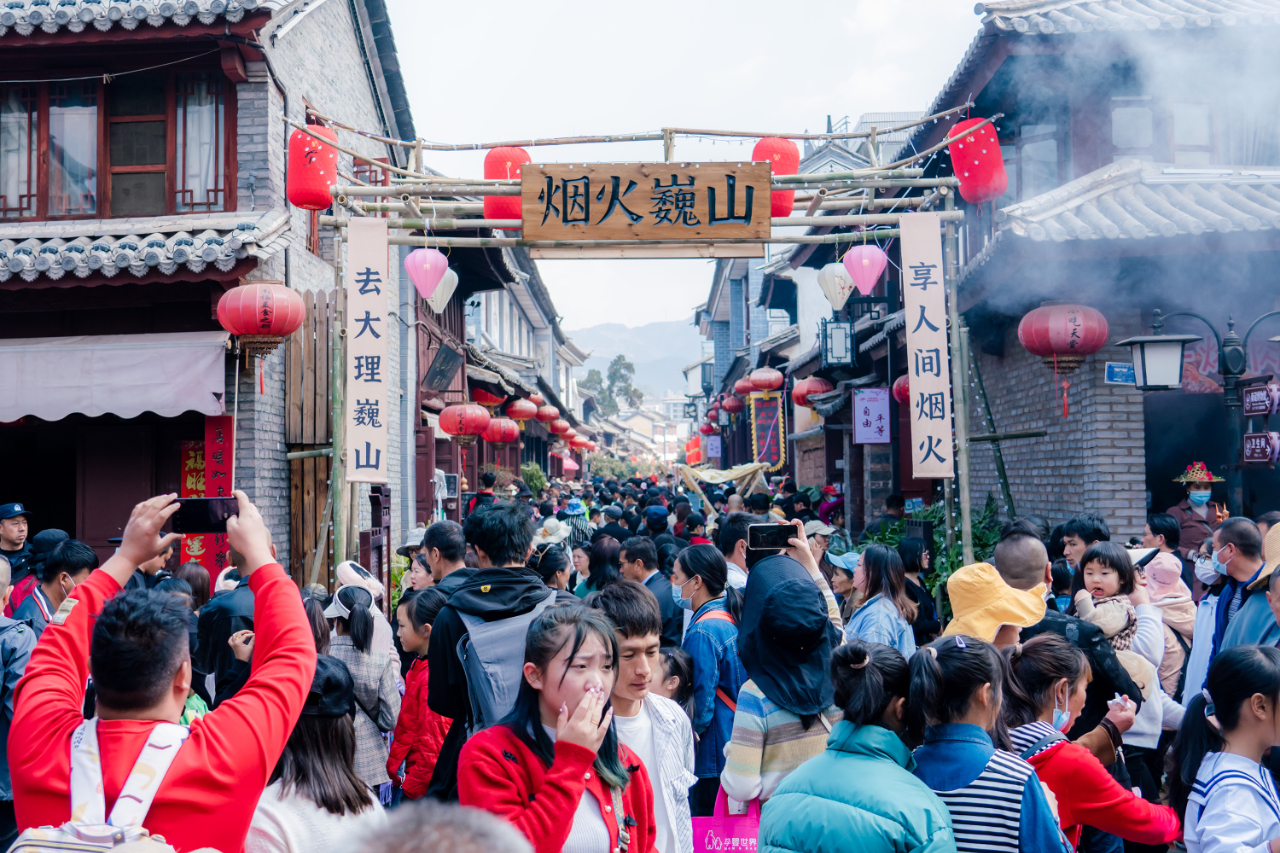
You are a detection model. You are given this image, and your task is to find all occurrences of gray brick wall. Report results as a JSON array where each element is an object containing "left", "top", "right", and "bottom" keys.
[
  {"left": 864, "top": 443, "right": 892, "bottom": 527},
  {"left": 963, "top": 310, "right": 1147, "bottom": 539}
]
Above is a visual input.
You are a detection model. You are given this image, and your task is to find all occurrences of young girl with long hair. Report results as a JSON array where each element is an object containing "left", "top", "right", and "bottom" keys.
[
  {"left": 457, "top": 605, "right": 656, "bottom": 853},
  {"left": 760, "top": 641, "right": 955, "bottom": 853},
  {"left": 896, "top": 537, "right": 941, "bottom": 646},
  {"left": 1001, "top": 635, "right": 1179, "bottom": 850},
  {"left": 1171, "top": 644, "right": 1280, "bottom": 853},
  {"left": 652, "top": 647, "right": 696, "bottom": 724},
  {"left": 909, "top": 635, "right": 1067, "bottom": 853},
  {"left": 386, "top": 588, "right": 451, "bottom": 802},
  {"left": 578, "top": 537, "right": 621, "bottom": 596},
  {"left": 844, "top": 544, "right": 917, "bottom": 656}
]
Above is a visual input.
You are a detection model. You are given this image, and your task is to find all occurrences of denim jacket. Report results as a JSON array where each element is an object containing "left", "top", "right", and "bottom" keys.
[
  {"left": 683, "top": 597, "right": 746, "bottom": 777},
  {"left": 845, "top": 593, "right": 917, "bottom": 658}
]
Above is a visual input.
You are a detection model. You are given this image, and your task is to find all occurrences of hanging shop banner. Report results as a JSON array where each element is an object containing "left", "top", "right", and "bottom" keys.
[
  {"left": 521, "top": 162, "right": 771, "bottom": 242},
  {"left": 706, "top": 435, "right": 722, "bottom": 459},
  {"left": 179, "top": 441, "right": 207, "bottom": 567},
  {"left": 750, "top": 392, "right": 785, "bottom": 472},
  {"left": 345, "top": 218, "right": 390, "bottom": 484},
  {"left": 204, "top": 414, "right": 234, "bottom": 574},
  {"left": 854, "top": 388, "right": 892, "bottom": 444},
  {"left": 899, "top": 213, "right": 954, "bottom": 479}
]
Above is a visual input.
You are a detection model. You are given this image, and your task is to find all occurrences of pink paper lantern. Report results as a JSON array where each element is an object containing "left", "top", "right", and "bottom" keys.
[
  {"left": 405, "top": 248, "right": 449, "bottom": 300},
  {"left": 842, "top": 245, "right": 888, "bottom": 297}
]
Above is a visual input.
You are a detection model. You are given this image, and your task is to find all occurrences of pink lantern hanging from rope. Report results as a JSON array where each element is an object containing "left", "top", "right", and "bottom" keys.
[
  {"left": 405, "top": 248, "right": 449, "bottom": 300},
  {"left": 842, "top": 245, "right": 889, "bottom": 297}
]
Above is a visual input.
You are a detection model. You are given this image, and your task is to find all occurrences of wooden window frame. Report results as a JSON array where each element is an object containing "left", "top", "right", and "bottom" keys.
[{"left": 0, "top": 65, "right": 236, "bottom": 222}]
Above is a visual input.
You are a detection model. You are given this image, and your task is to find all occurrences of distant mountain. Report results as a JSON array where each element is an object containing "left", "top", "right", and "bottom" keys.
[{"left": 566, "top": 317, "right": 703, "bottom": 398}]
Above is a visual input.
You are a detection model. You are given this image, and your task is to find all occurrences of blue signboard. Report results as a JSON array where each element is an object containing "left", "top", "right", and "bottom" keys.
[{"left": 1105, "top": 362, "right": 1135, "bottom": 385}]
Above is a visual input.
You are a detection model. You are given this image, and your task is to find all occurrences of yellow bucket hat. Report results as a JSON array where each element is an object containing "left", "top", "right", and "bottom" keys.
[{"left": 943, "top": 562, "right": 1047, "bottom": 643}]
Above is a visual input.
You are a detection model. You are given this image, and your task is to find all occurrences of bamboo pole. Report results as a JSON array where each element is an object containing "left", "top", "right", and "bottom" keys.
[
  {"left": 659, "top": 104, "right": 974, "bottom": 142},
  {"left": 774, "top": 211, "right": 964, "bottom": 229},
  {"left": 288, "top": 120, "right": 424, "bottom": 179},
  {"left": 969, "top": 346, "right": 1017, "bottom": 521},
  {"left": 774, "top": 168, "right": 925, "bottom": 184},
  {"left": 956, "top": 325, "right": 975, "bottom": 565},
  {"left": 331, "top": 230, "right": 347, "bottom": 572},
  {"left": 880, "top": 114, "right": 1003, "bottom": 171},
  {"left": 792, "top": 196, "right": 935, "bottom": 211},
  {"left": 378, "top": 229, "right": 915, "bottom": 249},
  {"left": 321, "top": 211, "right": 962, "bottom": 231},
  {"left": 334, "top": 177, "right": 959, "bottom": 199},
  {"left": 944, "top": 192, "right": 973, "bottom": 565}
]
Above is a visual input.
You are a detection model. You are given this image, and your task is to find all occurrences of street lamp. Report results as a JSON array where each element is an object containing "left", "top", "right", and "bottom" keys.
[
  {"left": 700, "top": 361, "right": 715, "bottom": 399},
  {"left": 1121, "top": 308, "right": 1280, "bottom": 516}
]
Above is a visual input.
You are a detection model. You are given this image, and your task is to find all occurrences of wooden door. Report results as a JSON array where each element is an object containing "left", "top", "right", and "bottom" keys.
[{"left": 77, "top": 424, "right": 155, "bottom": 564}]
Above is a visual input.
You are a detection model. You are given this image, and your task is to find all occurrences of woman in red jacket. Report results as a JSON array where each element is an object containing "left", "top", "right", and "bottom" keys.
[
  {"left": 1002, "top": 635, "right": 1180, "bottom": 850},
  {"left": 458, "top": 605, "right": 656, "bottom": 853},
  {"left": 387, "top": 588, "right": 451, "bottom": 800}
]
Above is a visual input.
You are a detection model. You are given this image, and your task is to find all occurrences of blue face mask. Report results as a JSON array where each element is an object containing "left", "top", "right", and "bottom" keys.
[
  {"left": 672, "top": 578, "right": 694, "bottom": 611},
  {"left": 1053, "top": 688, "right": 1072, "bottom": 732},
  {"left": 1189, "top": 491, "right": 1211, "bottom": 506}
]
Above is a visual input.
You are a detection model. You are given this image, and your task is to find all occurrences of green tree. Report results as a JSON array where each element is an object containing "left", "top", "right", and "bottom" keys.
[
  {"left": 580, "top": 369, "right": 604, "bottom": 393},
  {"left": 580, "top": 367, "right": 619, "bottom": 416},
  {"left": 607, "top": 355, "right": 643, "bottom": 409}
]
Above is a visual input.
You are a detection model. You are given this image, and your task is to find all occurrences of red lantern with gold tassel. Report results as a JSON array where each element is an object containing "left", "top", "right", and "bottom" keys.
[
  {"left": 472, "top": 388, "right": 507, "bottom": 412},
  {"left": 286, "top": 127, "right": 339, "bottom": 210},
  {"left": 481, "top": 417, "right": 520, "bottom": 449},
  {"left": 750, "top": 367, "right": 785, "bottom": 394},
  {"left": 699, "top": 423, "right": 717, "bottom": 436},
  {"left": 506, "top": 398, "right": 537, "bottom": 430},
  {"left": 217, "top": 281, "right": 306, "bottom": 356},
  {"left": 483, "top": 147, "right": 531, "bottom": 223},
  {"left": 1018, "top": 303, "right": 1109, "bottom": 418},
  {"left": 792, "top": 377, "right": 834, "bottom": 408},
  {"left": 721, "top": 395, "right": 745, "bottom": 416},
  {"left": 734, "top": 378, "right": 756, "bottom": 396},
  {"left": 528, "top": 392, "right": 545, "bottom": 406},
  {"left": 438, "top": 404, "right": 490, "bottom": 447},
  {"left": 549, "top": 418, "right": 571, "bottom": 436},
  {"left": 535, "top": 405, "right": 560, "bottom": 424},
  {"left": 753, "top": 137, "right": 800, "bottom": 217}
]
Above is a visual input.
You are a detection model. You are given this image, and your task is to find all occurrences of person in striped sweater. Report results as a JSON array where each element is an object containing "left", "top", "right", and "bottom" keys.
[{"left": 909, "top": 635, "right": 1069, "bottom": 853}]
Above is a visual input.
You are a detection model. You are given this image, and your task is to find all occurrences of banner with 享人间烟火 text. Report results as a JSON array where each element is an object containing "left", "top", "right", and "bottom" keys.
[
  {"left": 899, "top": 213, "right": 954, "bottom": 479},
  {"left": 345, "top": 218, "right": 389, "bottom": 484}
]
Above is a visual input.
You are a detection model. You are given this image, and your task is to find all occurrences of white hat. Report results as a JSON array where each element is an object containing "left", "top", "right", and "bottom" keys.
[
  {"left": 324, "top": 584, "right": 373, "bottom": 620},
  {"left": 534, "top": 518, "right": 571, "bottom": 546},
  {"left": 396, "top": 527, "right": 427, "bottom": 557},
  {"left": 335, "top": 560, "right": 385, "bottom": 599},
  {"left": 804, "top": 519, "right": 836, "bottom": 537}
]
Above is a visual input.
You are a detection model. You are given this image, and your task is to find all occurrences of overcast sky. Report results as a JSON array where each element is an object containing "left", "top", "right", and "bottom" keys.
[{"left": 385, "top": 0, "right": 981, "bottom": 330}]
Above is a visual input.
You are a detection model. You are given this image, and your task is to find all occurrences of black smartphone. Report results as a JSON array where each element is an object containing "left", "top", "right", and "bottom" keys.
[
  {"left": 747, "top": 522, "right": 794, "bottom": 550},
  {"left": 171, "top": 497, "right": 237, "bottom": 534}
]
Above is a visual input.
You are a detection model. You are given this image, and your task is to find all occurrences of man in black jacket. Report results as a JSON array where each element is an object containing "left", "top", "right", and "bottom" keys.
[
  {"left": 619, "top": 536, "right": 682, "bottom": 648},
  {"left": 594, "top": 505, "right": 632, "bottom": 544},
  {"left": 427, "top": 502, "right": 577, "bottom": 800}
]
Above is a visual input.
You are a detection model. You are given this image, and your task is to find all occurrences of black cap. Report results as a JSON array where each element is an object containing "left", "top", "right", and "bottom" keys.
[
  {"left": 303, "top": 655, "right": 356, "bottom": 717},
  {"left": 686, "top": 512, "right": 705, "bottom": 528}
]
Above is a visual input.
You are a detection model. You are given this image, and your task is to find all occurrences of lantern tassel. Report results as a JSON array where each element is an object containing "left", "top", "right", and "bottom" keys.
[
  {"left": 1063, "top": 379, "right": 1070, "bottom": 419},
  {"left": 259, "top": 356, "right": 265, "bottom": 395}
]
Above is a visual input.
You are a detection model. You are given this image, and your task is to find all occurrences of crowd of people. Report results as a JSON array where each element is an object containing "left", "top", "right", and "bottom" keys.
[{"left": 2, "top": 461, "right": 1280, "bottom": 853}]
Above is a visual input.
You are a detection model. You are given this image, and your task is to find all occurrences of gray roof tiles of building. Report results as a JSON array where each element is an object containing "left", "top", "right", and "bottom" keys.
[
  {"left": 0, "top": 210, "right": 289, "bottom": 282},
  {"left": 976, "top": 0, "right": 1280, "bottom": 33},
  {"left": 0, "top": 0, "right": 280, "bottom": 36}
]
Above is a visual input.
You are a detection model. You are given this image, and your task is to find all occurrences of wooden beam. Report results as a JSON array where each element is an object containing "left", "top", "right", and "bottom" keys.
[{"left": 220, "top": 46, "right": 248, "bottom": 83}]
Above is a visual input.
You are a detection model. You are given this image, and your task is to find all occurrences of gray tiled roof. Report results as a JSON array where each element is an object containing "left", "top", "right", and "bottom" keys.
[
  {"left": 976, "top": 0, "right": 1280, "bottom": 34},
  {"left": 0, "top": 0, "right": 280, "bottom": 36},
  {"left": 994, "top": 159, "right": 1280, "bottom": 242},
  {"left": 0, "top": 210, "right": 289, "bottom": 282}
]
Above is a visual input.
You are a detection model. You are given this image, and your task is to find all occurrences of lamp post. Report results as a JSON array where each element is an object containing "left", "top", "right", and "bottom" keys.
[{"left": 1118, "top": 308, "right": 1280, "bottom": 517}]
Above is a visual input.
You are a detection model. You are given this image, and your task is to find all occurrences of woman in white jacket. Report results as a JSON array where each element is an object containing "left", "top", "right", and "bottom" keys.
[{"left": 1170, "top": 644, "right": 1280, "bottom": 853}]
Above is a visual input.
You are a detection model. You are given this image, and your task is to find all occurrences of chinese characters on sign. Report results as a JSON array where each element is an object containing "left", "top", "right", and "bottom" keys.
[
  {"left": 520, "top": 163, "right": 772, "bottom": 242},
  {"left": 1243, "top": 432, "right": 1280, "bottom": 464},
  {"left": 345, "top": 219, "right": 390, "bottom": 485},
  {"left": 899, "top": 213, "right": 954, "bottom": 479},
  {"left": 853, "top": 388, "right": 891, "bottom": 444},
  {"left": 706, "top": 435, "right": 722, "bottom": 459},
  {"left": 179, "top": 441, "right": 207, "bottom": 567},
  {"left": 749, "top": 393, "right": 786, "bottom": 472},
  {"left": 203, "top": 414, "right": 233, "bottom": 573}
]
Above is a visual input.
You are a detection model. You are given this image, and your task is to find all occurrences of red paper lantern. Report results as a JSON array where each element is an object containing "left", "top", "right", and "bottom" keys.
[
  {"left": 481, "top": 417, "right": 520, "bottom": 449},
  {"left": 438, "top": 403, "right": 491, "bottom": 447},
  {"left": 535, "top": 405, "right": 560, "bottom": 424},
  {"left": 505, "top": 398, "right": 538, "bottom": 429},
  {"left": 721, "top": 395, "right": 745, "bottom": 415},
  {"left": 217, "top": 281, "right": 306, "bottom": 356},
  {"left": 892, "top": 375, "right": 911, "bottom": 405},
  {"left": 750, "top": 367, "right": 785, "bottom": 392},
  {"left": 286, "top": 126, "right": 339, "bottom": 211},
  {"left": 528, "top": 392, "right": 545, "bottom": 406},
  {"left": 563, "top": 428, "right": 578, "bottom": 440},
  {"left": 549, "top": 418, "right": 571, "bottom": 435},
  {"left": 706, "top": 407, "right": 719, "bottom": 422},
  {"left": 483, "top": 147, "right": 531, "bottom": 223},
  {"left": 570, "top": 435, "right": 590, "bottom": 450},
  {"left": 699, "top": 422, "right": 717, "bottom": 436},
  {"left": 792, "top": 376, "right": 835, "bottom": 408},
  {"left": 472, "top": 388, "right": 507, "bottom": 410},
  {"left": 1017, "top": 304, "right": 1110, "bottom": 374},
  {"left": 753, "top": 137, "right": 800, "bottom": 218},
  {"left": 946, "top": 118, "right": 1008, "bottom": 205},
  {"left": 734, "top": 378, "right": 756, "bottom": 396}
]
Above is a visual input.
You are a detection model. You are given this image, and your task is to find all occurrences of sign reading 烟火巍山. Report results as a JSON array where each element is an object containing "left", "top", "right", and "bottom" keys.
[{"left": 521, "top": 162, "right": 771, "bottom": 242}]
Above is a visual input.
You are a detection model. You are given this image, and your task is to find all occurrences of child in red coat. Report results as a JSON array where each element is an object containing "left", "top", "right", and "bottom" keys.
[
  {"left": 1003, "top": 635, "right": 1180, "bottom": 850},
  {"left": 387, "top": 588, "right": 452, "bottom": 800},
  {"left": 458, "top": 605, "right": 656, "bottom": 853}
]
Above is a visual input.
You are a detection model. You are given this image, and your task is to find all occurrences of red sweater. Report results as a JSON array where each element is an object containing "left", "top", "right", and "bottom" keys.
[
  {"left": 9, "top": 564, "right": 314, "bottom": 853},
  {"left": 1027, "top": 739, "right": 1180, "bottom": 849},
  {"left": 458, "top": 723, "right": 656, "bottom": 853},
  {"left": 386, "top": 656, "right": 451, "bottom": 799}
]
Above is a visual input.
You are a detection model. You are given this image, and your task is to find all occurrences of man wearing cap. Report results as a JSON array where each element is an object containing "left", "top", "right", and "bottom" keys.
[
  {"left": 686, "top": 513, "right": 712, "bottom": 546},
  {"left": 0, "top": 505, "right": 31, "bottom": 588},
  {"left": 594, "top": 505, "right": 632, "bottom": 544},
  {"left": 803, "top": 519, "right": 840, "bottom": 587},
  {"left": 642, "top": 504, "right": 670, "bottom": 538}
]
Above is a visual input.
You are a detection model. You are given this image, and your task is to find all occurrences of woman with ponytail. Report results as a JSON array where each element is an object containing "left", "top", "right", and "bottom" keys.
[
  {"left": 909, "top": 635, "right": 1067, "bottom": 853},
  {"left": 458, "top": 605, "right": 656, "bottom": 853},
  {"left": 325, "top": 585, "right": 401, "bottom": 792},
  {"left": 760, "top": 641, "right": 954, "bottom": 853},
  {"left": 1001, "top": 635, "right": 1179, "bottom": 850},
  {"left": 1171, "top": 644, "right": 1280, "bottom": 853}
]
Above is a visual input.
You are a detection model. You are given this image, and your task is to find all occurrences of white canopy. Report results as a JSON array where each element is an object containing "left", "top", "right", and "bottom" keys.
[{"left": 0, "top": 331, "right": 230, "bottom": 422}]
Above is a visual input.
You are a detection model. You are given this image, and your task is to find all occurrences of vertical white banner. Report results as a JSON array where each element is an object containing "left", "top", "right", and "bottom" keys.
[
  {"left": 899, "top": 213, "right": 954, "bottom": 479},
  {"left": 853, "top": 388, "right": 891, "bottom": 444},
  {"left": 345, "top": 218, "right": 390, "bottom": 484}
]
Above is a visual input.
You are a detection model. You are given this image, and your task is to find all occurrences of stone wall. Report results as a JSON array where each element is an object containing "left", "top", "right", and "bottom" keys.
[
  {"left": 794, "top": 433, "right": 826, "bottom": 489},
  {"left": 863, "top": 443, "right": 892, "bottom": 527},
  {"left": 963, "top": 310, "right": 1148, "bottom": 539}
]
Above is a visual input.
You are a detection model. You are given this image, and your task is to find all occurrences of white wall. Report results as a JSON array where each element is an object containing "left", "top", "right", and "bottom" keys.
[{"left": 792, "top": 266, "right": 833, "bottom": 355}]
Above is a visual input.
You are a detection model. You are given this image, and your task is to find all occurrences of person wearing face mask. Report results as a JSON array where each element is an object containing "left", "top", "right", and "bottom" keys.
[
  {"left": 1167, "top": 463, "right": 1227, "bottom": 597},
  {"left": 1002, "top": 636, "right": 1180, "bottom": 851},
  {"left": 14, "top": 539, "right": 97, "bottom": 639},
  {"left": 671, "top": 543, "right": 746, "bottom": 817},
  {"left": 1216, "top": 521, "right": 1280, "bottom": 656},
  {"left": 1187, "top": 517, "right": 1269, "bottom": 695}
]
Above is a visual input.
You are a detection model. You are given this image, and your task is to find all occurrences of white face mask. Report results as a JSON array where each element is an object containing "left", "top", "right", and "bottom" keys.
[{"left": 1194, "top": 554, "right": 1222, "bottom": 586}]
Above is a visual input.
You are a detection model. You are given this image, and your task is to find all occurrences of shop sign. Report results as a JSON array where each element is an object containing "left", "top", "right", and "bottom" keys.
[
  {"left": 1244, "top": 432, "right": 1280, "bottom": 464},
  {"left": 346, "top": 218, "right": 390, "bottom": 485},
  {"left": 521, "top": 162, "right": 771, "bottom": 242},
  {"left": 203, "top": 415, "right": 233, "bottom": 572},
  {"left": 899, "top": 213, "right": 954, "bottom": 479},
  {"left": 179, "top": 441, "right": 207, "bottom": 567},
  {"left": 422, "top": 342, "right": 464, "bottom": 392},
  {"left": 706, "top": 435, "right": 722, "bottom": 458},
  {"left": 1104, "top": 362, "right": 1135, "bottom": 385},
  {"left": 853, "top": 388, "right": 891, "bottom": 444},
  {"left": 1243, "top": 384, "right": 1280, "bottom": 418},
  {"left": 749, "top": 392, "right": 785, "bottom": 472}
]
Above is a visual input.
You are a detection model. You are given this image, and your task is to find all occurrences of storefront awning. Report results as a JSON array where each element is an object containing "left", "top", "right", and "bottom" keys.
[{"left": 0, "top": 331, "right": 229, "bottom": 422}]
